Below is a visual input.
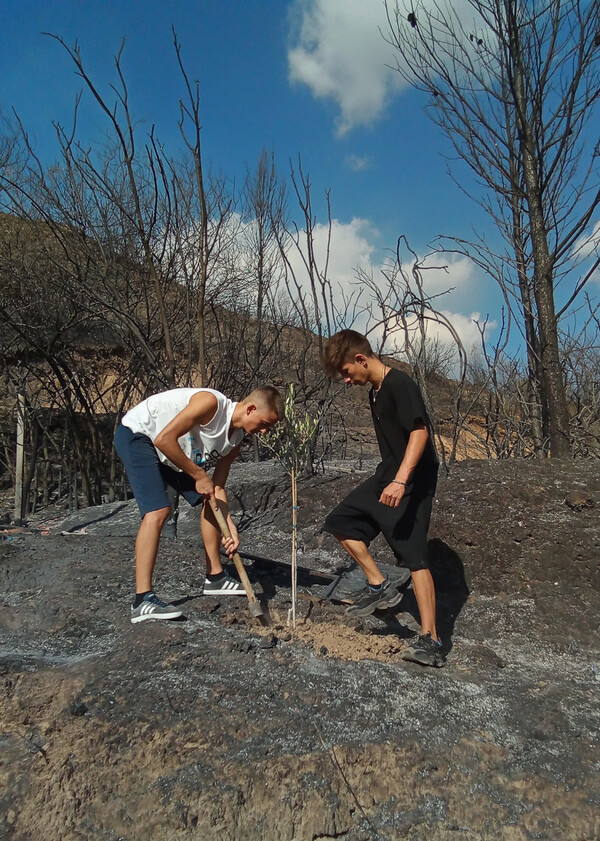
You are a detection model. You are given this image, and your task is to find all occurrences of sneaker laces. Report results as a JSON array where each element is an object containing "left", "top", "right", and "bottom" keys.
[
  {"left": 144, "top": 593, "right": 167, "bottom": 608},
  {"left": 349, "top": 584, "right": 372, "bottom": 600}
]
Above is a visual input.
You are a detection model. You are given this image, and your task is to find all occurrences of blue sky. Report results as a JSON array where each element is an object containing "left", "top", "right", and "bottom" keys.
[
  {"left": 2, "top": 0, "right": 468, "bottom": 236},
  {"left": 2, "top": 0, "right": 596, "bottom": 361}
]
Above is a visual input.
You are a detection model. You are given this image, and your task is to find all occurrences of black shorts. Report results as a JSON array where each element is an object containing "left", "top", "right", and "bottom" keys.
[
  {"left": 323, "top": 473, "right": 437, "bottom": 571},
  {"left": 114, "top": 424, "right": 203, "bottom": 518}
]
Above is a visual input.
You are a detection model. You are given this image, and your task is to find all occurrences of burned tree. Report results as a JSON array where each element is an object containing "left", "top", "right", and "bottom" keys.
[{"left": 385, "top": 0, "right": 600, "bottom": 456}]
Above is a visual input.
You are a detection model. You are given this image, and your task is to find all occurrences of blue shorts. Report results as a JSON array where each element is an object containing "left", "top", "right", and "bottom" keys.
[{"left": 114, "top": 423, "right": 203, "bottom": 518}]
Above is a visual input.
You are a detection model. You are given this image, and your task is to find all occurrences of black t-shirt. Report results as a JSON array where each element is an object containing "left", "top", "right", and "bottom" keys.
[{"left": 369, "top": 368, "right": 438, "bottom": 488}]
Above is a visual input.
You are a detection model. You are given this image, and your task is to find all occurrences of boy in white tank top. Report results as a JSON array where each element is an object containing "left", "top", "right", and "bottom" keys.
[{"left": 114, "top": 386, "right": 283, "bottom": 623}]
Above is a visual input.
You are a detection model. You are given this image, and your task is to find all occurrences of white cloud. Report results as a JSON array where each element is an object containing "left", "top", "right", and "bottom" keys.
[
  {"left": 371, "top": 309, "right": 495, "bottom": 377},
  {"left": 288, "top": 218, "right": 477, "bottom": 305},
  {"left": 379, "top": 308, "right": 490, "bottom": 352},
  {"left": 400, "top": 254, "right": 495, "bottom": 358},
  {"left": 437, "top": 309, "right": 492, "bottom": 353},
  {"left": 282, "top": 214, "right": 487, "bottom": 360},
  {"left": 572, "top": 220, "right": 600, "bottom": 262},
  {"left": 345, "top": 154, "right": 372, "bottom": 172},
  {"left": 217, "top": 213, "right": 484, "bottom": 345},
  {"left": 288, "top": 0, "right": 407, "bottom": 135},
  {"left": 285, "top": 216, "right": 378, "bottom": 292},
  {"left": 568, "top": 220, "right": 600, "bottom": 286},
  {"left": 288, "top": 0, "right": 498, "bottom": 135},
  {"left": 417, "top": 251, "right": 476, "bottom": 298},
  {"left": 222, "top": 207, "right": 493, "bottom": 372}
]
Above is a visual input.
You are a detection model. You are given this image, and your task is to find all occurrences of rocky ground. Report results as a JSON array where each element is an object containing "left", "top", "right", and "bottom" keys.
[{"left": 1, "top": 457, "right": 599, "bottom": 841}]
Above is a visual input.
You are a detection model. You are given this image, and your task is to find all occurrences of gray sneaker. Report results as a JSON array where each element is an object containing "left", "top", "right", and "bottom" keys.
[
  {"left": 346, "top": 577, "right": 403, "bottom": 617},
  {"left": 402, "top": 633, "right": 445, "bottom": 667},
  {"left": 203, "top": 573, "right": 246, "bottom": 596},
  {"left": 130, "top": 593, "right": 183, "bottom": 624}
]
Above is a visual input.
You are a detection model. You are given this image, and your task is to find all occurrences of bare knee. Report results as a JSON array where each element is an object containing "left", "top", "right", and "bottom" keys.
[
  {"left": 410, "top": 567, "right": 435, "bottom": 593},
  {"left": 142, "top": 507, "right": 171, "bottom": 530}
]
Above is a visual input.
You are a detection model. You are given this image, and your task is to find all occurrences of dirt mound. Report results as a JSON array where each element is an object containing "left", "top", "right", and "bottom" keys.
[{"left": 1, "top": 458, "right": 599, "bottom": 840}]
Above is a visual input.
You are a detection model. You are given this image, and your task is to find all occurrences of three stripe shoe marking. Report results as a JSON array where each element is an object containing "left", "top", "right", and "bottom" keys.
[
  {"left": 220, "top": 579, "right": 243, "bottom": 592},
  {"left": 131, "top": 595, "right": 183, "bottom": 623},
  {"left": 203, "top": 578, "right": 246, "bottom": 596}
]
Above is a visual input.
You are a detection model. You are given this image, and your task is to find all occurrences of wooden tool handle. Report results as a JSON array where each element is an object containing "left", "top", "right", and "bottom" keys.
[{"left": 209, "top": 499, "right": 258, "bottom": 606}]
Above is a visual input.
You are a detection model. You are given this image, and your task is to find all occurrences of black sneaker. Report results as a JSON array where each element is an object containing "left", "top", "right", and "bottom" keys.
[
  {"left": 203, "top": 573, "right": 246, "bottom": 596},
  {"left": 130, "top": 593, "right": 183, "bottom": 624},
  {"left": 389, "top": 567, "right": 412, "bottom": 590},
  {"left": 402, "top": 633, "right": 445, "bottom": 667},
  {"left": 346, "top": 578, "right": 403, "bottom": 617}
]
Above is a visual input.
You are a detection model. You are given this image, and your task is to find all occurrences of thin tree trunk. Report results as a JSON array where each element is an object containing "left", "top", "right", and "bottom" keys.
[
  {"left": 42, "top": 440, "right": 50, "bottom": 506},
  {"left": 289, "top": 466, "right": 297, "bottom": 629},
  {"left": 510, "top": 14, "right": 571, "bottom": 456},
  {"left": 14, "top": 393, "right": 25, "bottom": 525}
]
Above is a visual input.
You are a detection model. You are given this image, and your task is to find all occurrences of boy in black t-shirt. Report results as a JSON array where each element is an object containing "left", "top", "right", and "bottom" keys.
[{"left": 323, "top": 330, "right": 444, "bottom": 667}]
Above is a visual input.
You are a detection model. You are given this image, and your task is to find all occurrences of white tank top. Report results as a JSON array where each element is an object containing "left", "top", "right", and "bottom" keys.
[{"left": 121, "top": 388, "right": 244, "bottom": 472}]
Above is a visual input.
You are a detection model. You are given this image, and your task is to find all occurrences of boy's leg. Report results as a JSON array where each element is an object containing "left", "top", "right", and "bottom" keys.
[
  {"left": 400, "top": 561, "right": 444, "bottom": 666},
  {"left": 163, "top": 469, "right": 225, "bottom": 577},
  {"left": 114, "top": 424, "right": 183, "bottom": 621},
  {"left": 323, "top": 477, "right": 383, "bottom": 571},
  {"left": 381, "top": 486, "right": 441, "bottom": 642},
  {"left": 135, "top": 506, "right": 171, "bottom": 592},
  {"left": 402, "top": 567, "right": 444, "bottom": 665},
  {"left": 410, "top": 568, "right": 437, "bottom": 640},
  {"left": 334, "top": 536, "right": 403, "bottom": 616},
  {"left": 324, "top": 477, "right": 407, "bottom": 616},
  {"left": 392, "top": 490, "right": 444, "bottom": 666},
  {"left": 337, "top": 537, "right": 385, "bottom": 586},
  {"left": 198, "top": 501, "right": 245, "bottom": 596},
  {"left": 159, "top": 468, "right": 245, "bottom": 597},
  {"left": 200, "top": 504, "right": 225, "bottom": 577}
]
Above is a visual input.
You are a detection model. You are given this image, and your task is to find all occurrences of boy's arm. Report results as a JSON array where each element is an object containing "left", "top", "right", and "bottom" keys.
[
  {"left": 394, "top": 422, "right": 429, "bottom": 485},
  {"left": 208, "top": 444, "right": 242, "bottom": 555},
  {"left": 153, "top": 392, "right": 219, "bottom": 496},
  {"left": 379, "top": 422, "right": 429, "bottom": 508},
  {"left": 212, "top": 444, "right": 242, "bottom": 500}
]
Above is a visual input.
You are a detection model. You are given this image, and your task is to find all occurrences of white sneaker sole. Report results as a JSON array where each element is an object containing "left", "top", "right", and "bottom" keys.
[
  {"left": 203, "top": 587, "right": 246, "bottom": 596},
  {"left": 130, "top": 609, "right": 183, "bottom": 624}
]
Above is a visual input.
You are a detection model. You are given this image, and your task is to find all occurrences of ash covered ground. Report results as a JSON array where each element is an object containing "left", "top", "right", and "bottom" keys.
[{"left": 1, "top": 457, "right": 599, "bottom": 841}]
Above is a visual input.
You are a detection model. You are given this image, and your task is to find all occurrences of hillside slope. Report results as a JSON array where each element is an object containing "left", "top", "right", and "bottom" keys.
[{"left": 1, "top": 457, "right": 598, "bottom": 840}]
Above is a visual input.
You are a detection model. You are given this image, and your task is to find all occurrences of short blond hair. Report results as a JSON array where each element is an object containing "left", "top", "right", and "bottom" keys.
[{"left": 242, "top": 386, "right": 285, "bottom": 419}]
